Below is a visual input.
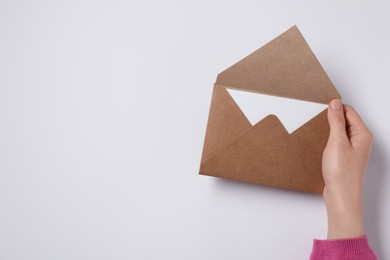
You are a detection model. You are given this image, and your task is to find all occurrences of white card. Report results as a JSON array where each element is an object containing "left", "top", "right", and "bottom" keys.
[{"left": 227, "top": 88, "right": 328, "bottom": 134}]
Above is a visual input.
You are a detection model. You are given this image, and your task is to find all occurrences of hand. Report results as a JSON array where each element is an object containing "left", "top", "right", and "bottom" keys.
[{"left": 322, "top": 99, "right": 373, "bottom": 239}]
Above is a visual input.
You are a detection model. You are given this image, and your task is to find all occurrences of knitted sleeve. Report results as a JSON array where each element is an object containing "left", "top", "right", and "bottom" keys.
[{"left": 310, "top": 235, "right": 377, "bottom": 260}]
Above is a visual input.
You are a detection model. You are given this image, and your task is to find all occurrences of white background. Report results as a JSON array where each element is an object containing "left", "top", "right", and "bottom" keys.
[{"left": 0, "top": 1, "right": 389, "bottom": 259}]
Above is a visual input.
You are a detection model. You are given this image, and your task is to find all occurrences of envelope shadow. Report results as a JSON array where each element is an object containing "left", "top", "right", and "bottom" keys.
[
  {"left": 212, "top": 177, "right": 322, "bottom": 204},
  {"left": 362, "top": 141, "right": 388, "bottom": 259}
]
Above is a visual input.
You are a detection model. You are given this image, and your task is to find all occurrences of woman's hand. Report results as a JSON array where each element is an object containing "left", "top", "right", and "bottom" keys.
[{"left": 322, "top": 99, "right": 373, "bottom": 239}]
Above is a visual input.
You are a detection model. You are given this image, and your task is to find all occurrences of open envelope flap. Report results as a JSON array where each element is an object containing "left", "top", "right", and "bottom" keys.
[
  {"left": 200, "top": 110, "right": 329, "bottom": 193},
  {"left": 200, "top": 85, "right": 252, "bottom": 162},
  {"left": 216, "top": 26, "right": 340, "bottom": 104}
]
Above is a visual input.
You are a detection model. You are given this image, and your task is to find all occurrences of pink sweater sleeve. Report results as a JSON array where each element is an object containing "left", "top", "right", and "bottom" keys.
[{"left": 310, "top": 235, "right": 377, "bottom": 260}]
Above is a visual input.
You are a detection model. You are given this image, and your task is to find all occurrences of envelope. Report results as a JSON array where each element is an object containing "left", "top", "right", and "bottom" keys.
[{"left": 199, "top": 26, "right": 340, "bottom": 194}]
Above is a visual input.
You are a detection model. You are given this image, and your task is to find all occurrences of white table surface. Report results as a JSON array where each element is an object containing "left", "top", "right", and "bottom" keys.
[{"left": 1, "top": 1, "right": 389, "bottom": 259}]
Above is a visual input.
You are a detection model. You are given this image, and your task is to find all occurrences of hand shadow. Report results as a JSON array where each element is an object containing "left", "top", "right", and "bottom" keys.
[{"left": 362, "top": 141, "right": 388, "bottom": 259}]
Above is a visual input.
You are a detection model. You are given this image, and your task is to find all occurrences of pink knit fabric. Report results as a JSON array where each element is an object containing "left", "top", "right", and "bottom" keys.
[{"left": 310, "top": 235, "right": 377, "bottom": 260}]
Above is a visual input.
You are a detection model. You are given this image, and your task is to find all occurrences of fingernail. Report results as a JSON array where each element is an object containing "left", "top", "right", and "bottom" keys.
[{"left": 331, "top": 99, "right": 341, "bottom": 110}]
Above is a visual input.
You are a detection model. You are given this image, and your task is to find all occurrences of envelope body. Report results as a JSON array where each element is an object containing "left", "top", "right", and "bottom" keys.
[{"left": 199, "top": 26, "right": 340, "bottom": 194}]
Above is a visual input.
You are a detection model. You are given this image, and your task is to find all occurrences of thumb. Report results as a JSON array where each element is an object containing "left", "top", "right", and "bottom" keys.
[{"left": 327, "top": 99, "right": 348, "bottom": 143}]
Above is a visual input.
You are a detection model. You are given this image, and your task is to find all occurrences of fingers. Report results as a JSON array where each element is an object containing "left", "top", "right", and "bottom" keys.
[
  {"left": 327, "top": 99, "right": 348, "bottom": 143},
  {"left": 343, "top": 105, "right": 368, "bottom": 132},
  {"left": 343, "top": 105, "right": 373, "bottom": 146}
]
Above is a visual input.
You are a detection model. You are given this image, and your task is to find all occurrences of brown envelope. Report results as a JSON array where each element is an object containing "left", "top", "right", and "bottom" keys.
[{"left": 199, "top": 26, "right": 340, "bottom": 194}]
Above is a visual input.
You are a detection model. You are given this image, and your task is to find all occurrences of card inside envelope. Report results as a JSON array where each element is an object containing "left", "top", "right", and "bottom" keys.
[
  {"left": 226, "top": 88, "right": 328, "bottom": 134},
  {"left": 199, "top": 26, "right": 340, "bottom": 194}
]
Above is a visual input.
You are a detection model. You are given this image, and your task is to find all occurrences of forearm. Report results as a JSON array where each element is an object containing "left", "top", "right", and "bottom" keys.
[
  {"left": 310, "top": 189, "right": 377, "bottom": 260},
  {"left": 324, "top": 194, "right": 365, "bottom": 239}
]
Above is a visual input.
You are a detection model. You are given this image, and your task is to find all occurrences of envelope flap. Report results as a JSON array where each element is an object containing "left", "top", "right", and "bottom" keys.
[
  {"left": 216, "top": 26, "right": 340, "bottom": 104},
  {"left": 200, "top": 110, "right": 329, "bottom": 193},
  {"left": 200, "top": 84, "right": 252, "bottom": 163}
]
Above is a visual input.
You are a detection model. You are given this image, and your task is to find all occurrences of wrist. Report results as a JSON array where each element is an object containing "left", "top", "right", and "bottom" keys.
[{"left": 323, "top": 186, "right": 362, "bottom": 213}]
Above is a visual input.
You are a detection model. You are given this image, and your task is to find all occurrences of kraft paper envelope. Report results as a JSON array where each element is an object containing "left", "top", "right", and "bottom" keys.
[{"left": 199, "top": 26, "right": 340, "bottom": 193}]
